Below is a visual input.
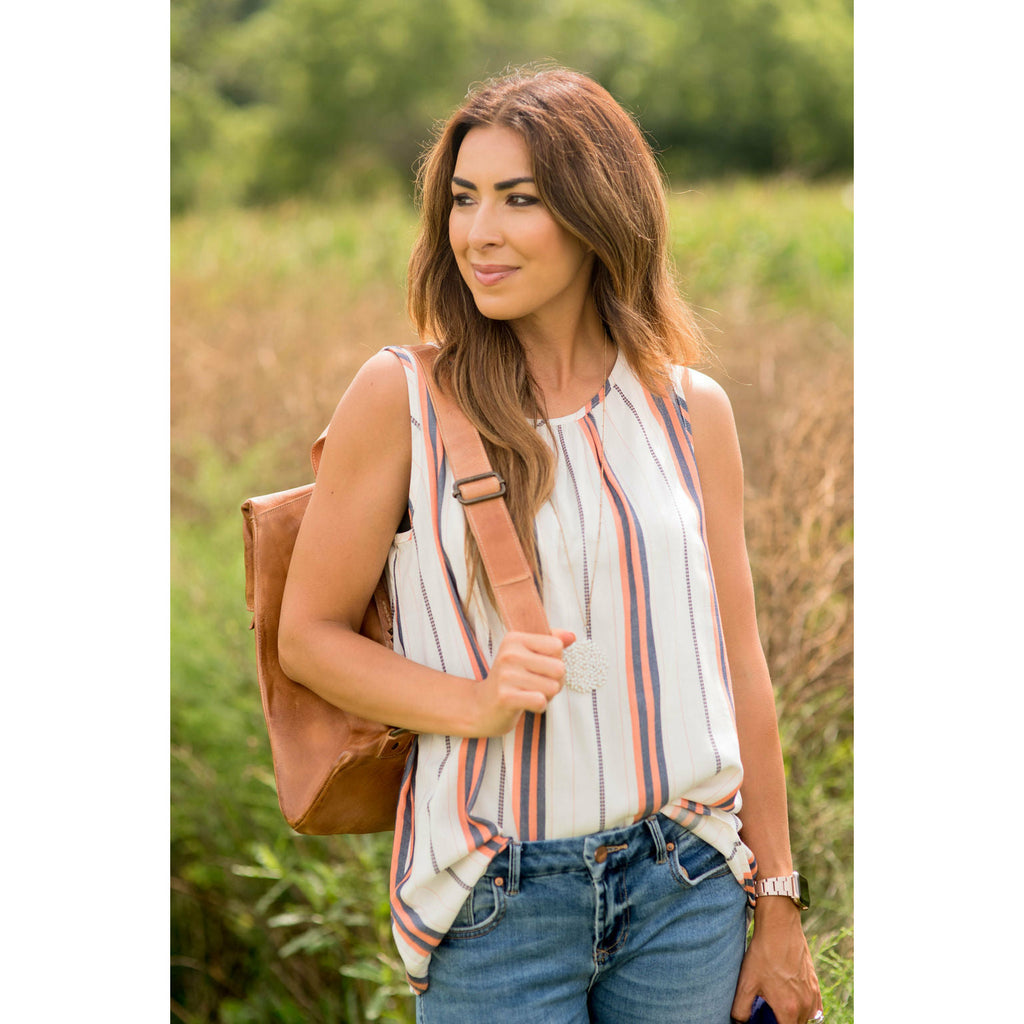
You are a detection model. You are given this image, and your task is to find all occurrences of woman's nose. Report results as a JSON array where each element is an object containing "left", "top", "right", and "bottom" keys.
[{"left": 467, "top": 202, "right": 501, "bottom": 249}]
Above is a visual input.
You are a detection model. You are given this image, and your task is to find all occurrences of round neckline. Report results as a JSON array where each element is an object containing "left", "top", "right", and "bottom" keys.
[{"left": 534, "top": 349, "right": 620, "bottom": 427}]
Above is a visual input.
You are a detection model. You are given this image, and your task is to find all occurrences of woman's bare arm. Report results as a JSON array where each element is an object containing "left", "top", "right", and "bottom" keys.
[
  {"left": 278, "top": 349, "right": 569, "bottom": 738},
  {"left": 684, "top": 368, "right": 821, "bottom": 1024}
]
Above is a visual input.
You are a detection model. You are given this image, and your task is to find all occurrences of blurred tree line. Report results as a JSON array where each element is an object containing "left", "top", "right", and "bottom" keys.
[{"left": 171, "top": 0, "right": 852, "bottom": 214}]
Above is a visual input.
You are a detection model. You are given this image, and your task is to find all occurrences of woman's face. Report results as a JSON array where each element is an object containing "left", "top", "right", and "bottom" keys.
[{"left": 449, "top": 125, "right": 595, "bottom": 332}]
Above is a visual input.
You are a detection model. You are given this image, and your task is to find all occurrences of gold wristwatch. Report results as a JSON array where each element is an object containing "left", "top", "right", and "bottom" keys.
[{"left": 754, "top": 871, "right": 810, "bottom": 910}]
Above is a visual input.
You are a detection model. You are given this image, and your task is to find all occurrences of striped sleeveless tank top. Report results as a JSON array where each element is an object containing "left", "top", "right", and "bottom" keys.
[{"left": 382, "top": 345, "right": 756, "bottom": 992}]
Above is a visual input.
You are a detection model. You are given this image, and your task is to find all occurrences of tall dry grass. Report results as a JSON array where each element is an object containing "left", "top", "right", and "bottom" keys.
[{"left": 713, "top": 321, "right": 853, "bottom": 958}]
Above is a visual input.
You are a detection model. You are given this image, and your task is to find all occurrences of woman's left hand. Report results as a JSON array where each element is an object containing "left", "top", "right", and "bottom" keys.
[{"left": 729, "top": 900, "right": 822, "bottom": 1024}]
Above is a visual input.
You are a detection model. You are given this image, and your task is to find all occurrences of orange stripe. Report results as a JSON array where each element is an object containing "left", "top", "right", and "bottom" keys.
[
  {"left": 457, "top": 737, "right": 499, "bottom": 849},
  {"left": 582, "top": 419, "right": 644, "bottom": 798},
  {"left": 389, "top": 782, "right": 443, "bottom": 957},
  {"left": 510, "top": 716, "right": 525, "bottom": 837},
  {"left": 455, "top": 740, "right": 477, "bottom": 848},
  {"left": 528, "top": 715, "right": 542, "bottom": 837},
  {"left": 580, "top": 414, "right": 662, "bottom": 814},
  {"left": 710, "top": 784, "right": 741, "bottom": 811}
]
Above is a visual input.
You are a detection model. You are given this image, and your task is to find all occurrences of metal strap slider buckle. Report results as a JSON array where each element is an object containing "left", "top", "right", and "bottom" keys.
[{"left": 452, "top": 471, "right": 507, "bottom": 506}]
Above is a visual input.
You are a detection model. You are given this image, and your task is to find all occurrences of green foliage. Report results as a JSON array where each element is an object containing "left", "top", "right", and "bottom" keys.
[
  {"left": 171, "top": 0, "right": 852, "bottom": 212},
  {"left": 171, "top": 0, "right": 275, "bottom": 212},
  {"left": 170, "top": 192, "right": 417, "bottom": 293},
  {"left": 667, "top": 179, "right": 853, "bottom": 332}
]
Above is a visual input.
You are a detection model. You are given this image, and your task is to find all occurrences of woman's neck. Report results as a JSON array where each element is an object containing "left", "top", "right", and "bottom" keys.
[{"left": 515, "top": 309, "right": 615, "bottom": 418}]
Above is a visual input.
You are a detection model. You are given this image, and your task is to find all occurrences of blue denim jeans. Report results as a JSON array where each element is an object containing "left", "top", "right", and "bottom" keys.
[{"left": 415, "top": 814, "right": 748, "bottom": 1023}]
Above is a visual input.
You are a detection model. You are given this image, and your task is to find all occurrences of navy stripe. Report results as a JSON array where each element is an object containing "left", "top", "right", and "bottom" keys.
[
  {"left": 650, "top": 392, "right": 704, "bottom": 528},
  {"left": 650, "top": 390, "right": 733, "bottom": 728},
  {"left": 385, "top": 344, "right": 414, "bottom": 368},
  {"left": 392, "top": 762, "right": 463, "bottom": 955},
  {"left": 392, "top": 898, "right": 447, "bottom": 954},
  {"left": 534, "top": 713, "right": 547, "bottom": 839},
  {"left": 461, "top": 739, "right": 503, "bottom": 845},
  {"left": 668, "top": 387, "right": 734, "bottom": 705},
  {"left": 392, "top": 755, "right": 417, "bottom": 882},
  {"left": 460, "top": 739, "right": 488, "bottom": 848},
  {"left": 600, "top": 446, "right": 669, "bottom": 816},
  {"left": 517, "top": 714, "right": 534, "bottom": 837},
  {"left": 517, "top": 712, "right": 547, "bottom": 839},
  {"left": 422, "top": 382, "right": 489, "bottom": 680}
]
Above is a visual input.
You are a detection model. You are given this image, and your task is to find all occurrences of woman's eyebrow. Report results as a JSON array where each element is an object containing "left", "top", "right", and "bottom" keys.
[{"left": 451, "top": 175, "right": 536, "bottom": 191}]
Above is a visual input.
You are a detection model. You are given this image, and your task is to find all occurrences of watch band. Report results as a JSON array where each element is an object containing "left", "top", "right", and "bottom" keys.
[{"left": 754, "top": 871, "right": 810, "bottom": 910}]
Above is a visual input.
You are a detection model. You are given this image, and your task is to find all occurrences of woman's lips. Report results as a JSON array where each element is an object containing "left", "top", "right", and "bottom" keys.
[{"left": 472, "top": 264, "right": 518, "bottom": 286}]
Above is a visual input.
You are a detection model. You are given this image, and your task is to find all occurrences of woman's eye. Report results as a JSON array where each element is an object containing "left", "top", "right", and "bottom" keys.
[{"left": 450, "top": 192, "right": 537, "bottom": 208}]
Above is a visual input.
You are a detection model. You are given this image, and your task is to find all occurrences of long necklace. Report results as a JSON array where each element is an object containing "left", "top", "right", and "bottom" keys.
[{"left": 548, "top": 345, "right": 612, "bottom": 694}]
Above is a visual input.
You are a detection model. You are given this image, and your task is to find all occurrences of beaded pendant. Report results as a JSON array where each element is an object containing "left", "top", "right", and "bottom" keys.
[{"left": 562, "top": 638, "right": 609, "bottom": 693}]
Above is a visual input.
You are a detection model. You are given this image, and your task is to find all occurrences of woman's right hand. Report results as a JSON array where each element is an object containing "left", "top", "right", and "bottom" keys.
[{"left": 470, "top": 629, "right": 576, "bottom": 736}]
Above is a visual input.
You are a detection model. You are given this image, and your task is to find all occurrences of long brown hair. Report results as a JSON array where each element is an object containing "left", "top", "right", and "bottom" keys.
[{"left": 408, "top": 66, "right": 706, "bottom": 602}]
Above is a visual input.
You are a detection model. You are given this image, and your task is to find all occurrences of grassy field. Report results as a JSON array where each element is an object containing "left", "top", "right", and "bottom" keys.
[{"left": 171, "top": 178, "right": 853, "bottom": 1023}]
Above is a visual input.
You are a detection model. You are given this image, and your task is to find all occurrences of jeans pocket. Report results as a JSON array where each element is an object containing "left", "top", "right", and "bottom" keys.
[
  {"left": 664, "top": 826, "right": 732, "bottom": 888},
  {"left": 446, "top": 875, "right": 507, "bottom": 939}
]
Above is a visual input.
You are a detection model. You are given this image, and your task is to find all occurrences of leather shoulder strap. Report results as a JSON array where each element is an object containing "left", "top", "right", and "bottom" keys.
[
  {"left": 311, "top": 428, "right": 328, "bottom": 476},
  {"left": 307, "top": 345, "right": 550, "bottom": 636},
  {"left": 409, "top": 345, "right": 551, "bottom": 636}
]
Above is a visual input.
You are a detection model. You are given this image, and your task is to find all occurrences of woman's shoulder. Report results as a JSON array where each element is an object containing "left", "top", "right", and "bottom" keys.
[
  {"left": 667, "top": 365, "right": 734, "bottom": 416},
  {"left": 345, "top": 344, "right": 427, "bottom": 403},
  {"left": 358, "top": 344, "right": 417, "bottom": 385},
  {"left": 323, "top": 346, "right": 415, "bottom": 445},
  {"left": 359, "top": 342, "right": 445, "bottom": 398},
  {"left": 671, "top": 365, "right": 739, "bottom": 452}
]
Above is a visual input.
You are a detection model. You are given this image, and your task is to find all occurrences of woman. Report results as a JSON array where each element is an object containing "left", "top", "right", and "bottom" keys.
[{"left": 279, "top": 67, "right": 823, "bottom": 1024}]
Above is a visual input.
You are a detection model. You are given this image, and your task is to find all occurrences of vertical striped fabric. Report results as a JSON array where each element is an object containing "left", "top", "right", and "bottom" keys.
[{"left": 382, "top": 346, "right": 756, "bottom": 992}]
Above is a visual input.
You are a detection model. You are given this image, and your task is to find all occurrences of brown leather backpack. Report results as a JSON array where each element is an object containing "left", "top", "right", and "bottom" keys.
[{"left": 242, "top": 345, "right": 549, "bottom": 834}]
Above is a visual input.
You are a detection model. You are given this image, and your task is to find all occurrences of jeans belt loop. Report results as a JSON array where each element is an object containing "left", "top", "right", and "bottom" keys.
[
  {"left": 645, "top": 815, "right": 669, "bottom": 864},
  {"left": 507, "top": 840, "right": 522, "bottom": 895}
]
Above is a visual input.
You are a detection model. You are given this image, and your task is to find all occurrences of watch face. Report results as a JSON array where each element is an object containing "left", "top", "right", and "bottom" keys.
[{"left": 794, "top": 872, "right": 811, "bottom": 910}]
